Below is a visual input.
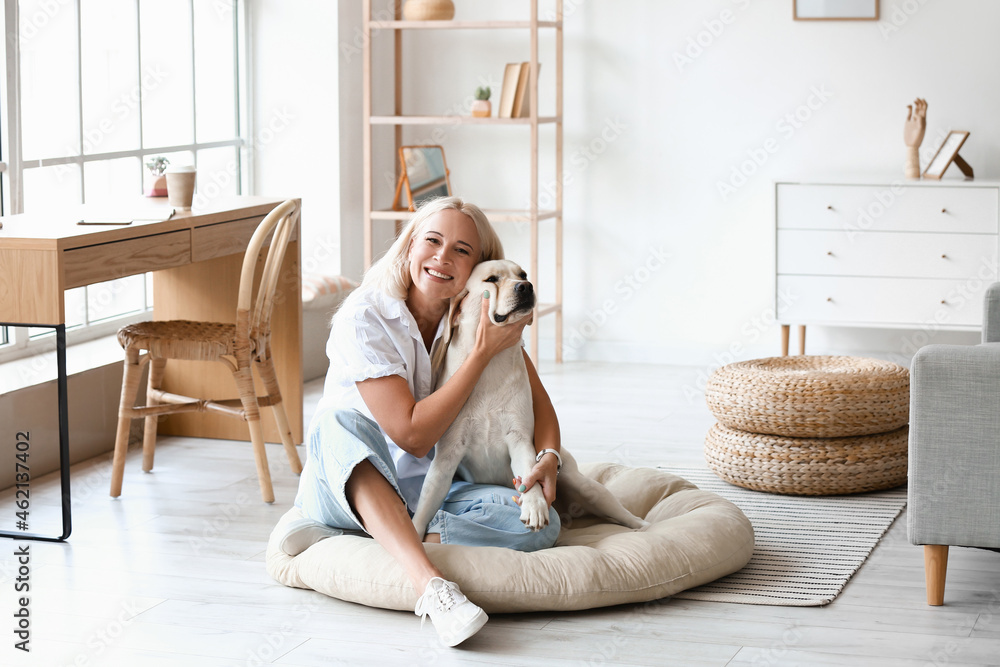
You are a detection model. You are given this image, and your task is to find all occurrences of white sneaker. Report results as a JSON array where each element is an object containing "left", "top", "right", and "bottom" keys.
[
  {"left": 414, "top": 577, "right": 488, "bottom": 647},
  {"left": 278, "top": 518, "right": 343, "bottom": 556}
]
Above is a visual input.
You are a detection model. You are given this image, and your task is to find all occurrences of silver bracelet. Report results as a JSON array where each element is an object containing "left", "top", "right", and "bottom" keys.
[{"left": 535, "top": 448, "right": 562, "bottom": 474}]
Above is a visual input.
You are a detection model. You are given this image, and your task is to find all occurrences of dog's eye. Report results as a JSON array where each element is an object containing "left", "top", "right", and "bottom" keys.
[
  {"left": 484, "top": 276, "right": 499, "bottom": 283},
  {"left": 518, "top": 272, "right": 527, "bottom": 280}
]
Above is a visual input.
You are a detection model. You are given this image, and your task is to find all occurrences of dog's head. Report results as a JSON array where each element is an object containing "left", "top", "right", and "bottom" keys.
[
  {"left": 468, "top": 259, "right": 536, "bottom": 326},
  {"left": 443, "top": 259, "right": 536, "bottom": 345}
]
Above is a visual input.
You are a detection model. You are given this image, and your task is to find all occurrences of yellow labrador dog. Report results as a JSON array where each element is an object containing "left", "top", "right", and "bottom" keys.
[{"left": 411, "top": 259, "right": 648, "bottom": 538}]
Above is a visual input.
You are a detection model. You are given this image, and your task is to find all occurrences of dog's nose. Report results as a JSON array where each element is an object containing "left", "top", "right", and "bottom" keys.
[{"left": 515, "top": 281, "right": 533, "bottom": 294}]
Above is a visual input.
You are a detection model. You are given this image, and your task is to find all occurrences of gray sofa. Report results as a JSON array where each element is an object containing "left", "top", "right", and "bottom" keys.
[{"left": 908, "top": 282, "right": 1000, "bottom": 605}]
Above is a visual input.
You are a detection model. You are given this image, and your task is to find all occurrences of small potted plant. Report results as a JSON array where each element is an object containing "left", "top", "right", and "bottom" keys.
[
  {"left": 144, "top": 156, "right": 170, "bottom": 197},
  {"left": 471, "top": 86, "right": 491, "bottom": 118}
]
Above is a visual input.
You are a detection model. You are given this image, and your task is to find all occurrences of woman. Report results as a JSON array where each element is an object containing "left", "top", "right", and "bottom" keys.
[{"left": 281, "top": 197, "right": 563, "bottom": 647}]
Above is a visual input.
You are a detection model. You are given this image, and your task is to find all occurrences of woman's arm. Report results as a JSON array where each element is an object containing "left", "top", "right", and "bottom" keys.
[
  {"left": 515, "top": 349, "right": 561, "bottom": 506},
  {"left": 357, "top": 295, "right": 528, "bottom": 458}
]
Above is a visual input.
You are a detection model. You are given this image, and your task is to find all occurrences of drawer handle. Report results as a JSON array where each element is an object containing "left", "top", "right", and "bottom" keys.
[
  {"left": 941, "top": 208, "right": 948, "bottom": 214},
  {"left": 826, "top": 251, "right": 834, "bottom": 256},
  {"left": 826, "top": 205, "right": 834, "bottom": 211},
  {"left": 941, "top": 254, "right": 947, "bottom": 259},
  {"left": 826, "top": 297, "right": 833, "bottom": 302},
  {"left": 941, "top": 299, "right": 947, "bottom": 305}
]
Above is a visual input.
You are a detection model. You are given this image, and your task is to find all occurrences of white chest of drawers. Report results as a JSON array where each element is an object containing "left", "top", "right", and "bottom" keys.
[{"left": 774, "top": 179, "right": 1000, "bottom": 354}]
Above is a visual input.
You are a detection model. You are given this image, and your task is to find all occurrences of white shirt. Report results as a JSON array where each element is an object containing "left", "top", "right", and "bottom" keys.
[{"left": 316, "top": 285, "right": 446, "bottom": 508}]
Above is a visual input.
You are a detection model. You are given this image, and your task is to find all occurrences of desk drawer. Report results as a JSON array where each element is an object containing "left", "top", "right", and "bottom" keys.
[
  {"left": 63, "top": 230, "right": 191, "bottom": 289},
  {"left": 777, "top": 230, "right": 998, "bottom": 279},
  {"left": 192, "top": 216, "right": 262, "bottom": 262},
  {"left": 192, "top": 214, "right": 300, "bottom": 263},
  {"left": 777, "top": 184, "right": 998, "bottom": 234},
  {"left": 777, "top": 275, "right": 989, "bottom": 328}
]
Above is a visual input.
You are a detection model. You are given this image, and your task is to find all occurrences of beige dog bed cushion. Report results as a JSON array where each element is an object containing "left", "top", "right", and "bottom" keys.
[{"left": 266, "top": 463, "right": 754, "bottom": 613}]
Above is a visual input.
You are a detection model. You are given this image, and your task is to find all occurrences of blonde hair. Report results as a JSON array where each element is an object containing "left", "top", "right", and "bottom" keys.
[{"left": 361, "top": 196, "right": 504, "bottom": 300}]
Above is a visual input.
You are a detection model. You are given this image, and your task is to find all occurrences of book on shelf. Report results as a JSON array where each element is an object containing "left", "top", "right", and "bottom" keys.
[
  {"left": 498, "top": 61, "right": 542, "bottom": 118},
  {"left": 497, "top": 63, "right": 522, "bottom": 118},
  {"left": 510, "top": 62, "right": 531, "bottom": 119}
]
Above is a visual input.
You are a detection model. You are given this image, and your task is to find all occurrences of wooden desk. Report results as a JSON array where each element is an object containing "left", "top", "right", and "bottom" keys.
[{"left": 0, "top": 197, "right": 303, "bottom": 539}]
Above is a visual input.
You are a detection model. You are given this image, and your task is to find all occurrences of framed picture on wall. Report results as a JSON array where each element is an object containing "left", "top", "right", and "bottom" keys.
[{"left": 794, "top": 0, "right": 879, "bottom": 20}]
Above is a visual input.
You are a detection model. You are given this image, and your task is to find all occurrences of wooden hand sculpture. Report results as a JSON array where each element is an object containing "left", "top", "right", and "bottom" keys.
[{"left": 904, "top": 98, "right": 927, "bottom": 179}]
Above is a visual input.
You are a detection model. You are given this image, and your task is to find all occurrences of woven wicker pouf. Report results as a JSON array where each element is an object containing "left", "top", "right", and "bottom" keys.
[
  {"left": 704, "top": 423, "right": 909, "bottom": 495},
  {"left": 704, "top": 356, "right": 910, "bottom": 495},
  {"left": 706, "top": 355, "right": 910, "bottom": 438}
]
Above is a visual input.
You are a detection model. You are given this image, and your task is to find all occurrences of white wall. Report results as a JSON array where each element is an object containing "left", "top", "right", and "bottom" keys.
[
  {"left": 540, "top": 0, "right": 995, "bottom": 367},
  {"left": 251, "top": 0, "right": 343, "bottom": 279},
  {"left": 259, "top": 0, "right": 998, "bottom": 368}
]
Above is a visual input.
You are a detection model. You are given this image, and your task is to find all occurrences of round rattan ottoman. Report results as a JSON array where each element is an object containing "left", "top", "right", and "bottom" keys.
[
  {"left": 704, "top": 356, "right": 909, "bottom": 495},
  {"left": 706, "top": 356, "right": 909, "bottom": 438},
  {"left": 704, "top": 423, "right": 909, "bottom": 495}
]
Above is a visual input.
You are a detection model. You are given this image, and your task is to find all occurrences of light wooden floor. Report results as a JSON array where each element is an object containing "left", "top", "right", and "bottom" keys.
[{"left": 3, "top": 361, "right": 1000, "bottom": 666}]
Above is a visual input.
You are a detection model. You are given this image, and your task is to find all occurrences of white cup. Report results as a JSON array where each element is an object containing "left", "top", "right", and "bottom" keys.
[{"left": 166, "top": 165, "right": 197, "bottom": 210}]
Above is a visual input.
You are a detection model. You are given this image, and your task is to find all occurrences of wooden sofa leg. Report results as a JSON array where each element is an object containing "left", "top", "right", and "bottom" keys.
[{"left": 924, "top": 544, "right": 949, "bottom": 606}]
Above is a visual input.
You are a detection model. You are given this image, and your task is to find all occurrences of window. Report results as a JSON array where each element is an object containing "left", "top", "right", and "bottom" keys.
[{"left": 0, "top": 0, "right": 249, "bottom": 363}]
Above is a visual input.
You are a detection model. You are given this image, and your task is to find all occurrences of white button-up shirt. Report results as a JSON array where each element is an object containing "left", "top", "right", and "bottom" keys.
[{"left": 317, "top": 286, "right": 445, "bottom": 507}]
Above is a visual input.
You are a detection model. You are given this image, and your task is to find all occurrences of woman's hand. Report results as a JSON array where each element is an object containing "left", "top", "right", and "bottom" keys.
[
  {"left": 472, "top": 291, "right": 531, "bottom": 360},
  {"left": 512, "top": 453, "right": 559, "bottom": 508}
]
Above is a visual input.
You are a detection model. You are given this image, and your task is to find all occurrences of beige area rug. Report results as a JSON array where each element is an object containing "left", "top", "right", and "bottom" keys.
[{"left": 662, "top": 466, "right": 907, "bottom": 606}]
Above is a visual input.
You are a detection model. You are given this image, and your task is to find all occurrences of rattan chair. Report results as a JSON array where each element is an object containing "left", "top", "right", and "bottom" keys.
[{"left": 109, "top": 200, "right": 303, "bottom": 503}]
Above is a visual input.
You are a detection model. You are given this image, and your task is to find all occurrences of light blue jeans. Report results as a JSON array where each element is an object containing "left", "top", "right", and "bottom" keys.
[{"left": 294, "top": 409, "right": 560, "bottom": 552}]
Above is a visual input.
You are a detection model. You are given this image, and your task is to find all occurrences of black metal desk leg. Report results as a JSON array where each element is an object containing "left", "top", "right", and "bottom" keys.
[{"left": 1, "top": 323, "right": 72, "bottom": 542}]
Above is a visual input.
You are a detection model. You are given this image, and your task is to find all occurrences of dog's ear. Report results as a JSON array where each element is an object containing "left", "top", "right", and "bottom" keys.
[
  {"left": 431, "top": 287, "right": 468, "bottom": 374},
  {"left": 444, "top": 288, "right": 469, "bottom": 345}
]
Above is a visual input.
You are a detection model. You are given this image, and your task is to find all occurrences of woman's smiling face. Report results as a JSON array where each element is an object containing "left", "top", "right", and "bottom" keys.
[{"left": 407, "top": 208, "right": 482, "bottom": 302}]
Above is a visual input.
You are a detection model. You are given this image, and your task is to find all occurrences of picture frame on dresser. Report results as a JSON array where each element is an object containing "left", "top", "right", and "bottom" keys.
[{"left": 923, "top": 131, "right": 973, "bottom": 180}]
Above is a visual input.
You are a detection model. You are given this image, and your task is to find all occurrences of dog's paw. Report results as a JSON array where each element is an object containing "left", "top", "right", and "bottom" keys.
[{"left": 518, "top": 488, "right": 549, "bottom": 531}]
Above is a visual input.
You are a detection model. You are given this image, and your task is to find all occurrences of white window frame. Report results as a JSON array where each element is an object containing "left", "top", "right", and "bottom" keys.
[{"left": 0, "top": 0, "right": 253, "bottom": 364}]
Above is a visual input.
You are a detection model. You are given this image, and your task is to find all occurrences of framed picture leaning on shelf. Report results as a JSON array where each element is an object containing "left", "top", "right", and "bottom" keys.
[{"left": 392, "top": 145, "right": 453, "bottom": 211}]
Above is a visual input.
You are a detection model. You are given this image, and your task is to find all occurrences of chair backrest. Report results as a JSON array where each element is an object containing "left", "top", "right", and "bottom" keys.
[{"left": 236, "top": 199, "right": 299, "bottom": 358}]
